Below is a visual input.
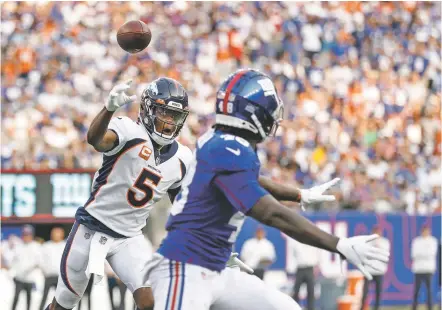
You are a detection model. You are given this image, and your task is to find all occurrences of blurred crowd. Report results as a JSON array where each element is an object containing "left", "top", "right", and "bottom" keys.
[{"left": 1, "top": 2, "right": 441, "bottom": 214}]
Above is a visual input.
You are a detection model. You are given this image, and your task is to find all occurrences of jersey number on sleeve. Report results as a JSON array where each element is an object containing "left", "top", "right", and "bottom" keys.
[
  {"left": 227, "top": 211, "right": 245, "bottom": 243},
  {"left": 127, "top": 168, "right": 162, "bottom": 208}
]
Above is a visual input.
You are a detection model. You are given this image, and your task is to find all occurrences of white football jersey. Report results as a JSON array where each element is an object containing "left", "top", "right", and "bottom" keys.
[{"left": 83, "top": 116, "right": 192, "bottom": 237}]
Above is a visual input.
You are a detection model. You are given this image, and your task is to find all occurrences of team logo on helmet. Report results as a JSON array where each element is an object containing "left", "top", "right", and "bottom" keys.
[
  {"left": 139, "top": 77, "right": 189, "bottom": 146},
  {"left": 214, "top": 69, "right": 283, "bottom": 141},
  {"left": 148, "top": 82, "right": 158, "bottom": 96}
]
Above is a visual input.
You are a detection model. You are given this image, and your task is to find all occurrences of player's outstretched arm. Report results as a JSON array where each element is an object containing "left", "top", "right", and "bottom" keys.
[
  {"left": 258, "top": 176, "right": 340, "bottom": 210},
  {"left": 248, "top": 194, "right": 339, "bottom": 252},
  {"left": 248, "top": 195, "right": 390, "bottom": 279},
  {"left": 258, "top": 176, "right": 302, "bottom": 202},
  {"left": 87, "top": 80, "right": 136, "bottom": 152},
  {"left": 87, "top": 108, "right": 119, "bottom": 152}
]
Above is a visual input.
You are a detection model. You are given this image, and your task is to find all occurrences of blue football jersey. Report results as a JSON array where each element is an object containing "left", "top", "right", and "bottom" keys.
[{"left": 158, "top": 130, "right": 269, "bottom": 271}]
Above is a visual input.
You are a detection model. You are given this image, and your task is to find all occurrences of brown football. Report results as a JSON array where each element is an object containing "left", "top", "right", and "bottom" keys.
[{"left": 117, "top": 20, "right": 151, "bottom": 54}]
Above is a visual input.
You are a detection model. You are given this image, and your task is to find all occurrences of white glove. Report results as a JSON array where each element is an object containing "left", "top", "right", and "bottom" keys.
[
  {"left": 226, "top": 252, "right": 254, "bottom": 274},
  {"left": 299, "top": 178, "right": 340, "bottom": 211},
  {"left": 105, "top": 79, "right": 137, "bottom": 112},
  {"left": 336, "top": 234, "right": 390, "bottom": 280}
]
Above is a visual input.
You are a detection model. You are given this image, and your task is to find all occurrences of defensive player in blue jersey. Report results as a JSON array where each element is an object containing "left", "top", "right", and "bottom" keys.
[{"left": 145, "top": 69, "right": 390, "bottom": 310}]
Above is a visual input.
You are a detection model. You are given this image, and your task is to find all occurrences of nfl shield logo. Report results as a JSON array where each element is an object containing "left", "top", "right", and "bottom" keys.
[
  {"left": 84, "top": 233, "right": 91, "bottom": 240},
  {"left": 99, "top": 236, "right": 108, "bottom": 245}
]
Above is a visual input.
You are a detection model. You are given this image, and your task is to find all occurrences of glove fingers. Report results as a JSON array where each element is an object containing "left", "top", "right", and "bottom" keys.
[
  {"left": 364, "top": 234, "right": 380, "bottom": 243},
  {"left": 318, "top": 178, "right": 341, "bottom": 192},
  {"left": 371, "top": 247, "right": 390, "bottom": 259},
  {"left": 364, "top": 260, "right": 385, "bottom": 273},
  {"left": 318, "top": 195, "right": 336, "bottom": 202},
  {"left": 112, "top": 84, "right": 131, "bottom": 93},
  {"left": 113, "top": 79, "right": 133, "bottom": 93},
  {"left": 356, "top": 263, "right": 373, "bottom": 280},
  {"left": 367, "top": 250, "right": 389, "bottom": 263},
  {"left": 120, "top": 93, "right": 136, "bottom": 104}
]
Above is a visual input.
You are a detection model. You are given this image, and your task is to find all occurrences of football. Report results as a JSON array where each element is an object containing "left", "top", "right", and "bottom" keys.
[{"left": 117, "top": 20, "right": 151, "bottom": 54}]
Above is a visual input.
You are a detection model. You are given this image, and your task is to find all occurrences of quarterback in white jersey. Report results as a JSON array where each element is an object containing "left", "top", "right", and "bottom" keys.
[{"left": 48, "top": 78, "right": 192, "bottom": 310}]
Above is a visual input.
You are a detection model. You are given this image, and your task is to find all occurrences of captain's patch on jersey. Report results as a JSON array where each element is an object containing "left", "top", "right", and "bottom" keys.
[{"left": 139, "top": 145, "right": 152, "bottom": 161}]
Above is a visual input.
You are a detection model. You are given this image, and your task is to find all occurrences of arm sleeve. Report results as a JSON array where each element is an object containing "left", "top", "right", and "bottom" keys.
[
  {"left": 214, "top": 170, "right": 269, "bottom": 214},
  {"left": 104, "top": 117, "right": 131, "bottom": 156}
]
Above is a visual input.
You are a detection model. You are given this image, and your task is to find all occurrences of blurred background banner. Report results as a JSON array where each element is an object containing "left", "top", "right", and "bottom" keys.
[
  {"left": 1, "top": 170, "right": 94, "bottom": 220},
  {"left": 236, "top": 213, "right": 442, "bottom": 307}
]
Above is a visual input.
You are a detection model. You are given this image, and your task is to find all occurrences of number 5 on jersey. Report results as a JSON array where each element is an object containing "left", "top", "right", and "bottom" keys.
[{"left": 127, "top": 168, "right": 162, "bottom": 208}]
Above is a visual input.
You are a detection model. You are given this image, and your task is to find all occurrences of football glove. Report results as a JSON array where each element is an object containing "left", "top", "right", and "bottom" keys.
[
  {"left": 299, "top": 178, "right": 340, "bottom": 210},
  {"left": 336, "top": 234, "right": 390, "bottom": 280},
  {"left": 105, "top": 79, "right": 137, "bottom": 112},
  {"left": 226, "top": 252, "right": 254, "bottom": 274}
]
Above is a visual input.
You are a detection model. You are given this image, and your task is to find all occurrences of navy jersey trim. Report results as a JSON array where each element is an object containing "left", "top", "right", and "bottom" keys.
[
  {"left": 108, "top": 129, "right": 120, "bottom": 151},
  {"left": 167, "top": 186, "right": 181, "bottom": 203},
  {"left": 75, "top": 207, "right": 125, "bottom": 238},
  {"left": 60, "top": 221, "right": 80, "bottom": 296},
  {"left": 156, "top": 141, "right": 179, "bottom": 165},
  {"left": 84, "top": 138, "right": 146, "bottom": 207},
  {"left": 178, "top": 159, "right": 186, "bottom": 181}
]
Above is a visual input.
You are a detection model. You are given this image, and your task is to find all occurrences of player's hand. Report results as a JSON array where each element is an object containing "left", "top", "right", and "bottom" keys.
[
  {"left": 336, "top": 234, "right": 390, "bottom": 280},
  {"left": 226, "top": 252, "right": 254, "bottom": 274},
  {"left": 299, "top": 178, "right": 340, "bottom": 210},
  {"left": 105, "top": 79, "right": 137, "bottom": 112}
]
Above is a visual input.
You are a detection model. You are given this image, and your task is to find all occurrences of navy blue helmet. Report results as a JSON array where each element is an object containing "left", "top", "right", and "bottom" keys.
[
  {"left": 215, "top": 69, "right": 283, "bottom": 142},
  {"left": 140, "top": 77, "right": 189, "bottom": 146}
]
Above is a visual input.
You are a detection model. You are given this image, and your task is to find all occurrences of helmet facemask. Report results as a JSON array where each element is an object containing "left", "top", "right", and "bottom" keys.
[
  {"left": 249, "top": 96, "right": 284, "bottom": 140},
  {"left": 139, "top": 99, "right": 189, "bottom": 146},
  {"left": 268, "top": 99, "right": 284, "bottom": 137}
]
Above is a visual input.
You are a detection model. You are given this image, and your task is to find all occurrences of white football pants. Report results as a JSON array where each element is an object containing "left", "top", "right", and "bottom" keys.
[{"left": 145, "top": 253, "right": 301, "bottom": 310}]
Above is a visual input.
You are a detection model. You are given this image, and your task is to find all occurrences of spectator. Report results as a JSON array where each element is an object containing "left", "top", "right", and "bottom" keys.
[
  {"left": 9, "top": 225, "right": 41, "bottom": 310},
  {"left": 38, "top": 227, "right": 66, "bottom": 310},
  {"left": 411, "top": 225, "right": 438, "bottom": 310},
  {"left": 240, "top": 226, "right": 276, "bottom": 280},
  {"left": 0, "top": 234, "right": 22, "bottom": 270},
  {"left": 0, "top": 2, "right": 440, "bottom": 214},
  {"left": 360, "top": 226, "right": 390, "bottom": 310},
  {"left": 291, "top": 240, "right": 320, "bottom": 310}
]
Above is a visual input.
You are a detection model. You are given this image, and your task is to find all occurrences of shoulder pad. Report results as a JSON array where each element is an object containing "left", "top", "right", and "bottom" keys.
[
  {"left": 176, "top": 143, "right": 193, "bottom": 166},
  {"left": 105, "top": 117, "right": 144, "bottom": 156},
  {"left": 109, "top": 116, "right": 139, "bottom": 134},
  {"left": 200, "top": 133, "right": 259, "bottom": 172}
]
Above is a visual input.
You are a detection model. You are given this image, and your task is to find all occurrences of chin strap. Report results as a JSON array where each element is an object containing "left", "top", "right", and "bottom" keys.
[{"left": 250, "top": 113, "right": 267, "bottom": 139}]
